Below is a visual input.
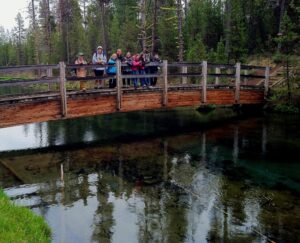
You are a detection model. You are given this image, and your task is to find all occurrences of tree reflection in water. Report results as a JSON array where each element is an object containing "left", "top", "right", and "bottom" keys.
[{"left": 1, "top": 115, "right": 300, "bottom": 242}]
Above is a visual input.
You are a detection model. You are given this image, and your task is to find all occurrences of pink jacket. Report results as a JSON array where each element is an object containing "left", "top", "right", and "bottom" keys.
[{"left": 131, "top": 60, "right": 141, "bottom": 71}]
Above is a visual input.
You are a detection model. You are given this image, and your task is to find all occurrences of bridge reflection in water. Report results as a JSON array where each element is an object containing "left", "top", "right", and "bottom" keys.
[{"left": 1, "top": 116, "right": 299, "bottom": 243}]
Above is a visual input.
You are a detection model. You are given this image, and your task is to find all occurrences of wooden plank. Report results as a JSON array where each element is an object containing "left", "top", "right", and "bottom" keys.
[
  {"left": 215, "top": 68, "right": 221, "bottom": 85},
  {"left": 207, "top": 90, "right": 235, "bottom": 104},
  {"left": 0, "top": 64, "right": 59, "bottom": 73},
  {"left": 0, "top": 78, "right": 60, "bottom": 87},
  {"left": 59, "top": 62, "right": 67, "bottom": 117},
  {"left": 264, "top": 66, "right": 270, "bottom": 98},
  {"left": 121, "top": 92, "right": 162, "bottom": 111},
  {"left": 168, "top": 91, "right": 201, "bottom": 107},
  {"left": 163, "top": 60, "right": 168, "bottom": 106},
  {"left": 116, "top": 60, "right": 122, "bottom": 111},
  {"left": 67, "top": 95, "right": 116, "bottom": 117},
  {"left": 181, "top": 66, "right": 187, "bottom": 84},
  {"left": 47, "top": 68, "right": 53, "bottom": 92},
  {"left": 66, "top": 62, "right": 163, "bottom": 69},
  {"left": 201, "top": 61, "right": 207, "bottom": 103},
  {"left": 235, "top": 63, "right": 241, "bottom": 103},
  {"left": 0, "top": 100, "right": 61, "bottom": 128}
]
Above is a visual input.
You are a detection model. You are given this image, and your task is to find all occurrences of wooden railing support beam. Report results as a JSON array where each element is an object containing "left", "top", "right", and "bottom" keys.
[
  {"left": 215, "top": 67, "right": 220, "bottom": 85},
  {"left": 163, "top": 60, "right": 168, "bottom": 106},
  {"left": 116, "top": 60, "right": 122, "bottom": 111},
  {"left": 181, "top": 66, "right": 187, "bottom": 84},
  {"left": 47, "top": 67, "right": 53, "bottom": 92},
  {"left": 201, "top": 61, "right": 207, "bottom": 103},
  {"left": 59, "top": 62, "right": 67, "bottom": 117},
  {"left": 264, "top": 66, "right": 270, "bottom": 99},
  {"left": 235, "top": 62, "right": 241, "bottom": 104}
]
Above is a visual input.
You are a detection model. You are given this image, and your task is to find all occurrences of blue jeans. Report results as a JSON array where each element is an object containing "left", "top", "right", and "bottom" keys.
[
  {"left": 132, "top": 70, "right": 139, "bottom": 88},
  {"left": 139, "top": 69, "right": 148, "bottom": 86}
]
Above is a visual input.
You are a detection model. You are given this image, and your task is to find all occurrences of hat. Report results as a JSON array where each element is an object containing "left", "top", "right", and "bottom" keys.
[
  {"left": 78, "top": 52, "right": 84, "bottom": 56},
  {"left": 97, "top": 46, "right": 103, "bottom": 49}
]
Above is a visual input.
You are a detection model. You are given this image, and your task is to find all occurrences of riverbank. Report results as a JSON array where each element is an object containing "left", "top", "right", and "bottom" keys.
[{"left": 0, "top": 189, "right": 51, "bottom": 242}]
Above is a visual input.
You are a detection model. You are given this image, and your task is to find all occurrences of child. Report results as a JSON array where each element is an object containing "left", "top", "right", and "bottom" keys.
[{"left": 107, "top": 53, "right": 117, "bottom": 88}]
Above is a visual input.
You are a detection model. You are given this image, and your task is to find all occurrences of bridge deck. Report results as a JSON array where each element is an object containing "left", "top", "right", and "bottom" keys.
[{"left": 0, "top": 85, "right": 264, "bottom": 128}]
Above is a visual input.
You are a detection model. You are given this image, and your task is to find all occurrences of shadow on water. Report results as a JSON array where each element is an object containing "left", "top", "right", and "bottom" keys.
[{"left": 0, "top": 108, "right": 300, "bottom": 242}]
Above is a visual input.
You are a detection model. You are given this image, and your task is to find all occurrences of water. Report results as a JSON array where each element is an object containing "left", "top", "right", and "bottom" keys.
[{"left": 0, "top": 108, "right": 299, "bottom": 243}]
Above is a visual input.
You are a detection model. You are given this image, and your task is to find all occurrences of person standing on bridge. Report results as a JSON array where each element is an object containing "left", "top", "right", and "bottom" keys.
[
  {"left": 123, "top": 52, "right": 133, "bottom": 87},
  {"left": 75, "top": 52, "right": 87, "bottom": 91},
  {"left": 131, "top": 54, "right": 142, "bottom": 89},
  {"left": 107, "top": 53, "right": 118, "bottom": 88},
  {"left": 116, "top": 49, "right": 125, "bottom": 62},
  {"left": 92, "top": 46, "right": 107, "bottom": 89}
]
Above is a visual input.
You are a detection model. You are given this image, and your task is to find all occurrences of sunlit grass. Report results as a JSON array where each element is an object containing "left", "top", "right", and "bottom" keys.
[{"left": 0, "top": 189, "right": 51, "bottom": 243}]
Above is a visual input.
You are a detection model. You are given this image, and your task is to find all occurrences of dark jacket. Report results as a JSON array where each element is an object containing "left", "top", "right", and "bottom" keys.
[{"left": 124, "top": 57, "right": 133, "bottom": 73}]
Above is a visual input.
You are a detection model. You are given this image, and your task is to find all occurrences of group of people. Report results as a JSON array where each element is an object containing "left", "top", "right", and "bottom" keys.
[{"left": 75, "top": 45, "right": 161, "bottom": 91}]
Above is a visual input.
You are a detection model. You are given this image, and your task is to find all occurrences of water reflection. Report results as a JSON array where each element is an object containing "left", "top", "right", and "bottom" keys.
[
  {"left": 0, "top": 108, "right": 238, "bottom": 151},
  {"left": 1, "top": 115, "right": 300, "bottom": 242}
]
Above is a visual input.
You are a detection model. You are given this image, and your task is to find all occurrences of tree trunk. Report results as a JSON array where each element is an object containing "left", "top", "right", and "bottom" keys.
[
  {"left": 183, "top": 0, "right": 188, "bottom": 17},
  {"left": 151, "top": 0, "right": 158, "bottom": 55},
  {"left": 31, "top": 0, "right": 40, "bottom": 65},
  {"left": 225, "top": 0, "right": 231, "bottom": 62},
  {"left": 99, "top": 0, "right": 108, "bottom": 52},
  {"left": 140, "top": 0, "right": 147, "bottom": 50},
  {"left": 177, "top": 0, "right": 184, "bottom": 62},
  {"left": 46, "top": 0, "right": 52, "bottom": 62},
  {"left": 277, "top": 0, "right": 286, "bottom": 51}
]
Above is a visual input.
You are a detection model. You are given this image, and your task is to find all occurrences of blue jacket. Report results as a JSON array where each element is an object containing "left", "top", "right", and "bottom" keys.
[{"left": 107, "top": 59, "right": 116, "bottom": 74}]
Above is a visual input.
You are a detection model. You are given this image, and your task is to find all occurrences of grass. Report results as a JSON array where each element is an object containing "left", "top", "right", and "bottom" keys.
[
  {"left": 0, "top": 189, "right": 51, "bottom": 243},
  {"left": 0, "top": 75, "right": 32, "bottom": 81}
]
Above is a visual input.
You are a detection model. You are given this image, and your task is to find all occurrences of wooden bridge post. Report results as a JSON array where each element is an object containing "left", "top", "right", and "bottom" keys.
[
  {"left": 215, "top": 67, "right": 220, "bottom": 85},
  {"left": 116, "top": 60, "right": 122, "bottom": 111},
  {"left": 201, "top": 61, "right": 207, "bottom": 103},
  {"left": 59, "top": 62, "right": 67, "bottom": 117},
  {"left": 235, "top": 62, "right": 241, "bottom": 103},
  {"left": 163, "top": 60, "right": 168, "bottom": 106},
  {"left": 47, "top": 67, "right": 53, "bottom": 92},
  {"left": 181, "top": 66, "right": 187, "bottom": 84},
  {"left": 264, "top": 66, "right": 270, "bottom": 98}
]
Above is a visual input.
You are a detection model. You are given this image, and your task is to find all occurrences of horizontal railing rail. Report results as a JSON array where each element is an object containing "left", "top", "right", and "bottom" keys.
[{"left": 0, "top": 64, "right": 59, "bottom": 73}]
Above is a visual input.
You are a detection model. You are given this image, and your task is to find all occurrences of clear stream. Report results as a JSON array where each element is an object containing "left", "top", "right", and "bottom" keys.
[{"left": 0, "top": 108, "right": 299, "bottom": 243}]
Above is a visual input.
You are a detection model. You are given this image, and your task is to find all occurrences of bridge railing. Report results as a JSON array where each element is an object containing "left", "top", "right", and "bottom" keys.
[{"left": 0, "top": 61, "right": 270, "bottom": 115}]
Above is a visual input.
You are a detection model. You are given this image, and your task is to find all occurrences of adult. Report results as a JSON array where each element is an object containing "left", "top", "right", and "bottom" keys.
[
  {"left": 150, "top": 53, "right": 161, "bottom": 86},
  {"left": 75, "top": 52, "right": 87, "bottom": 91},
  {"left": 139, "top": 53, "right": 147, "bottom": 87},
  {"left": 117, "top": 49, "right": 128, "bottom": 86},
  {"left": 141, "top": 47, "right": 151, "bottom": 86},
  {"left": 92, "top": 45, "right": 107, "bottom": 88},
  {"left": 123, "top": 52, "right": 133, "bottom": 87},
  {"left": 116, "top": 49, "right": 125, "bottom": 62}
]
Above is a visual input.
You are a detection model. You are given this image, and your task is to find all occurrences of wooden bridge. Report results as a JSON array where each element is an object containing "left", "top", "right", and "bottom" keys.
[{"left": 0, "top": 61, "right": 270, "bottom": 128}]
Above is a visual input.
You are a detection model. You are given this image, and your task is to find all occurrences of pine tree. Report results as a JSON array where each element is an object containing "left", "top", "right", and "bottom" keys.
[{"left": 13, "top": 13, "right": 26, "bottom": 65}]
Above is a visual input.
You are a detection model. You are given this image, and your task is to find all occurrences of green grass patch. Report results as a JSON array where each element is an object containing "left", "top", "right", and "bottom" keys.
[
  {"left": 0, "top": 189, "right": 51, "bottom": 243},
  {"left": 0, "top": 75, "right": 32, "bottom": 81}
]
